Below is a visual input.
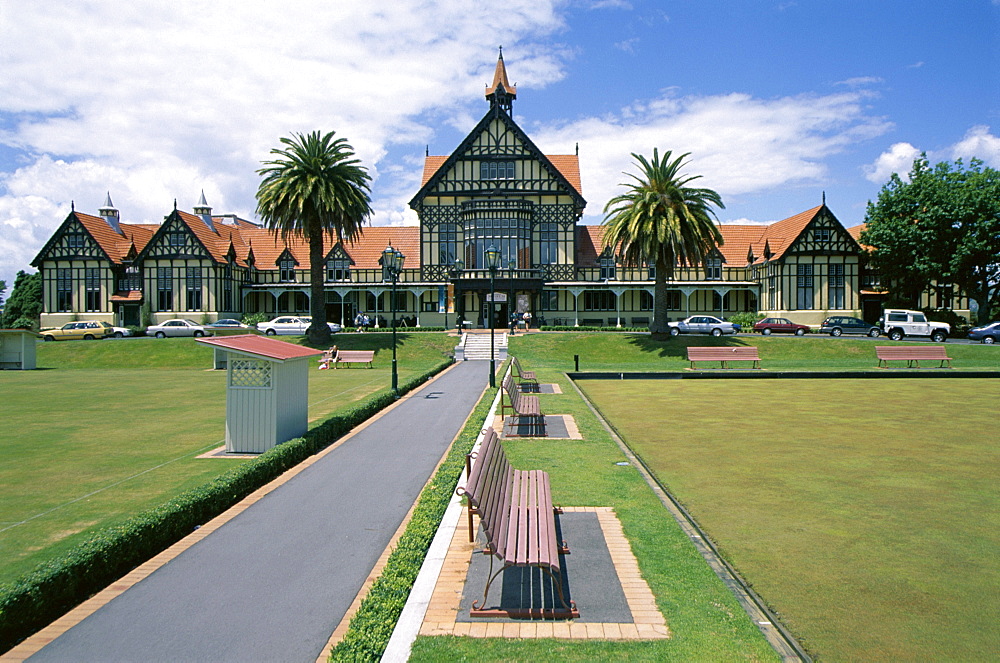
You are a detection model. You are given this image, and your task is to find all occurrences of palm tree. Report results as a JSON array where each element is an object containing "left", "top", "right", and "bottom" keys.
[
  {"left": 602, "top": 149, "right": 725, "bottom": 340},
  {"left": 256, "top": 130, "right": 372, "bottom": 345}
]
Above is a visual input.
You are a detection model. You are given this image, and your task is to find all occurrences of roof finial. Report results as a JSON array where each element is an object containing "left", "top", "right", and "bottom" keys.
[
  {"left": 425, "top": 145, "right": 429, "bottom": 157},
  {"left": 486, "top": 47, "right": 516, "bottom": 114},
  {"left": 575, "top": 142, "right": 579, "bottom": 156},
  {"left": 822, "top": 191, "right": 826, "bottom": 206},
  {"left": 71, "top": 200, "right": 75, "bottom": 211},
  {"left": 174, "top": 198, "right": 177, "bottom": 211}
]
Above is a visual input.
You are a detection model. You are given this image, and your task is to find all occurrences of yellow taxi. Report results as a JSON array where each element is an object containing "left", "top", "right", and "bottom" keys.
[{"left": 40, "top": 321, "right": 114, "bottom": 341}]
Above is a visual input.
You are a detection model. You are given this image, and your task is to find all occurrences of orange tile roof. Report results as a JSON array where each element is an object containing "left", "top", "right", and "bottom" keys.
[
  {"left": 74, "top": 213, "right": 156, "bottom": 264},
  {"left": 576, "top": 225, "right": 605, "bottom": 265},
  {"left": 485, "top": 53, "right": 516, "bottom": 98},
  {"left": 110, "top": 291, "right": 143, "bottom": 302},
  {"left": 743, "top": 205, "right": 823, "bottom": 266},
  {"left": 716, "top": 225, "right": 766, "bottom": 266},
  {"left": 196, "top": 334, "right": 323, "bottom": 360},
  {"left": 420, "top": 154, "right": 582, "bottom": 196},
  {"left": 234, "top": 224, "right": 421, "bottom": 271}
]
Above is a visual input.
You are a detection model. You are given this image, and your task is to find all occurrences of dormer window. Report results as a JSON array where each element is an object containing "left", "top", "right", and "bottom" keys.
[
  {"left": 480, "top": 160, "right": 515, "bottom": 180},
  {"left": 706, "top": 257, "right": 722, "bottom": 280},
  {"left": 326, "top": 258, "right": 351, "bottom": 282},
  {"left": 279, "top": 258, "right": 296, "bottom": 282}
]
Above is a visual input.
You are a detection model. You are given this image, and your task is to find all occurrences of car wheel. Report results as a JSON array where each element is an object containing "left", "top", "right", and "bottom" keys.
[
  {"left": 761, "top": 328, "right": 771, "bottom": 335},
  {"left": 193, "top": 330, "right": 204, "bottom": 337},
  {"left": 83, "top": 334, "right": 95, "bottom": 340},
  {"left": 114, "top": 331, "right": 124, "bottom": 338},
  {"left": 795, "top": 328, "right": 805, "bottom": 336},
  {"left": 868, "top": 328, "right": 880, "bottom": 338},
  {"left": 831, "top": 328, "right": 843, "bottom": 337},
  {"left": 931, "top": 330, "right": 947, "bottom": 343},
  {"left": 983, "top": 336, "right": 996, "bottom": 344},
  {"left": 711, "top": 328, "right": 722, "bottom": 337},
  {"left": 265, "top": 329, "right": 277, "bottom": 336},
  {"left": 155, "top": 331, "right": 166, "bottom": 339},
  {"left": 889, "top": 329, "right": 903, "bottom": 341},
  {"left": 669, "top": 327, "right": 680, "bottom": 337},
  {"left": 43, "top": 335, "right": 54, "bottom": 342}
]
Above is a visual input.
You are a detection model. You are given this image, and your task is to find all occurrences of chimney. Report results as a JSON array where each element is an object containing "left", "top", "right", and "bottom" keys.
[
  {"left": 98, "top": 192, "right": 123, "bottom": 234},
  {"left": 193, "top": 190, "right": 217, "bottom": 233}
]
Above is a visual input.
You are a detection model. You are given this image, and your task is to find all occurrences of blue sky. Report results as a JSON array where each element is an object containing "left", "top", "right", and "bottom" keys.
[{"left": 1, "top": 0, "right": 998, "bottom": 292}]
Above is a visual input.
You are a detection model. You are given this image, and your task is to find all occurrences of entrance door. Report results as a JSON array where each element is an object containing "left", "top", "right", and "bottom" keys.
[{"left": 482, "top": 302, "right": 508, "bottom": 329}]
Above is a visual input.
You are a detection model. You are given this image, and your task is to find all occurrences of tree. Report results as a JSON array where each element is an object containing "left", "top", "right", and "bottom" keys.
[
  {"left": 861, "top": 156, "right": 1000, "bottom": 325},
  {"left": 602, "top": 149, "right": 725, "bottom": 340},
  {"left": 2, "top": 271, "right": 42, "bottom": 329},
  {"left": 255, "top": 130, "right": 373, "bottom": 344}
]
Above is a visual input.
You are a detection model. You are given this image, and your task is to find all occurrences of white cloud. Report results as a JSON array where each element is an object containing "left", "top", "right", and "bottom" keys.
[
  {"left": 532, "top": 91, "right": 892, "bottom": 221},
  {"left": 950, "top": 125, "right": 1000, "bottom": 166},
  {"left": 863, "top": 142, "right": 921, "bottom": 183},
  {"left": 863, "top": 126, "right": 1000, "bottom": 185}
]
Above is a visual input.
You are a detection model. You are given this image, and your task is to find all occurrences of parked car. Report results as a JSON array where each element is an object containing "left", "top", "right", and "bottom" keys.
[
  {"left": 879, "top": 309, "right": 950, "bottom": 342},
  {"left": 667, "top": 315, "right": 741, "bottom": 337},
  {"left": 40, "top": 320, "right": 114, "bottom": 341},
  {"left": 820, "top": 316, "right": 880, "bottom": 338},
  {"left": 256, "top": 316, "right": 341, "bottom": 336},
  {"left": 146, "top": 319, "right": 213, "bottom": 338},
  {"left": 967, "top": 321, "right": 1000, "bottom": 344},
  {"left": 753, "top": 317, "right": 810, "bottom": 336},
  {"left": 109, "top": 326, "right": 132, "bottom": 338}
]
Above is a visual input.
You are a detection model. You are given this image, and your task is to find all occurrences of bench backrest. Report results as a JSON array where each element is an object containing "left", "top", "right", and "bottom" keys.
[
  {"left": 875, "top": 346, "right": 949, "bottom": 359},
  {"left": 687, "top": 346, "right": 760, "bottom": 359},
  {"left": 462, "top": 428, "right": 513, "bottom": 551},
  {"left": 338, "top": 350, "right": 375, "bottom": 360},
  {"left": 502, "top": 374, "right": 522, "bottom": 407}
]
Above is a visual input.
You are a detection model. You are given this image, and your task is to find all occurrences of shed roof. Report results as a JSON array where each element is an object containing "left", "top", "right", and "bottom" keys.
[{"left": 196, "top": 334, "right": 323, "bottom": 361}]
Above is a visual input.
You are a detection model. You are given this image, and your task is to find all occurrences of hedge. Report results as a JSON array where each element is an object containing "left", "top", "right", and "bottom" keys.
[
  {"left": 540, "top": 325, "right": 649, "bottom": 332},
  {"left": 328, "top": 373, "right": 500, "bottom": 661},
  {"left": 0, "top": 358, "right": 453, "bottom": 654}
]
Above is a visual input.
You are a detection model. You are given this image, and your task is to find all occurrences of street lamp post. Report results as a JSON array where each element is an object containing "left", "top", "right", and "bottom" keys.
[
  {"left": 507, "top": 258, "right": 516, "bottom": 332},
  {"left": 485, "top": 245, "right": 501, "bottom": 388},
  {"left": 382, "top": 244, "right": 405, "bottom": 395},
  {"left": 449, "top": 259, "right": 464, "bottom": 335}
]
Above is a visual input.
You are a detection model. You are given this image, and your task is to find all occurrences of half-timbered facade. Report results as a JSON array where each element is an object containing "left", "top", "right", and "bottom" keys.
[{"left": 32, "top": 53, "right": 967, "bottom": 331}]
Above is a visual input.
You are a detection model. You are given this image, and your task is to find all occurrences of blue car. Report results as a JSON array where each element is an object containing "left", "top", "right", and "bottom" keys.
[{"left": 967, "top": 321, "right": 1000, "bottom": 344}]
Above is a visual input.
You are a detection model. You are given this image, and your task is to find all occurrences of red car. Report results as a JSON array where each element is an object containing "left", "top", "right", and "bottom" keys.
[{"left": 753, "top": 317, "right": 810, "bottom": 335}]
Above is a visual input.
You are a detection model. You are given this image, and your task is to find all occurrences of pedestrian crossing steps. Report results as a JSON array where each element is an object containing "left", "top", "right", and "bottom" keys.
[{"left": 456, "top": 332, "right": 508, "bottom": 361}]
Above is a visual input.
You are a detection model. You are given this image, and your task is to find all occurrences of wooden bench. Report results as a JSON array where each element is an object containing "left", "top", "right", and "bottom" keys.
[
  {"left": 501, "top": 374, "right": 546, "bottom": 437},
  {"left": 456, "top": 427, "right": 575, "bottom": 618},
  {"left": 876, "top": 346, "right": 952, "bottom": 368},
  {"left": 510, "top": 356, "right": 538, "bottom": 388},
  {"left": 334, "top": 349, "right": 375, "bottom": 368},
  {"left": 687, "top": 346, "right": 761, "bottom": 369}
]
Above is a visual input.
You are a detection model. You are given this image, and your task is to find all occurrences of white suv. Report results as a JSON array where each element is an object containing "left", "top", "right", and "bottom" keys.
[{"left": 879, "top": 309, "right": 950, "bottom": 342}]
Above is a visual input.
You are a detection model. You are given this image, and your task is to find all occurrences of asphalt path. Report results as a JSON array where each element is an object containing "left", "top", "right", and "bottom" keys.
[{"left": 29, "top": 360, "right": 487, "bottom": 663}]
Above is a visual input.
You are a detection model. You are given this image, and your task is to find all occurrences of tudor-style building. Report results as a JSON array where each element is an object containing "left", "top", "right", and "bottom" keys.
[{"left": 30, "top": 53, "right": 969, "bottom": 331}]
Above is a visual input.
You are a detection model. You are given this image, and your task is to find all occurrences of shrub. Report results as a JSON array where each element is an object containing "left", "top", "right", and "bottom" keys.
[
  {"left": 241, "top": 312, "right": 269, "bottom": 326},
  {"left": 7, "top": 317, "right": 36, "bottom": 331},
  {"left": 728, "top": 311, "right": 765, "bottom": 330},
  {"left": 0, "top": 358, "right": 452, "bottom": 654}
]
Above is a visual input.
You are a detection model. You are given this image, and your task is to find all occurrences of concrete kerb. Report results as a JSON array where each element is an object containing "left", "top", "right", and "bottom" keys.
[{"left": 381, "top": 368, "right": 506, "bottom": 662}]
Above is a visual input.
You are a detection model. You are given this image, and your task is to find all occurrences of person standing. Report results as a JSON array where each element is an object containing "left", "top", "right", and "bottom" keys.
[
  {"left": 355, "top": 312, "right": 365, "bottom": 333},
  {"left": 522, "top": 310, "right": 532, "bottom": 330}
]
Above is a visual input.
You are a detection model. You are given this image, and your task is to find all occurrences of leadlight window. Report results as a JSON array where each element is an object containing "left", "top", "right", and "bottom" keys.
[
  {"left": 538, "top": 223, "right": 558, "bottom": 265},
  {"left": 814, "top": 228, "right": 831, "bottom": 242},
  {"left": 67, "top": 234, "right": 85, "bottom": 249},
  {"left": 157, "top": 267, "right": 173, "bottom": 311},
  {"left": 85, "top": 268, "right": 101, "bottom": 312},
  {"left": 536, "top": 290, "right": 560, "bottom": 311},
  {"left": 118, "top": 264, "right": 141, "bottom": 291},
  {"left": 326, "top": 259, "right": 351, "bottom": 282},
  {"left": 438, "top": 223, "right": 459, "bottom": 265},
  {"left": 480, "top": 160, "right": 515, "bottom": 180},
  {"left": 464, "top": 217, "right": 530, "bottom": 268},
  {"left": 599, "top": 255, "right": 616, "bottom": 281},
  {"left": 583, "top": 290, "right": 616, "bottom": 311},
  {"left": 706, "top": 258, "right": 722, "bottom": 280},
  {"left": 56, "top": 268, "right": 73, "bottom": 312},
  {"left": 279, "top": 259, "right": 296, "bottom": 282},
  {"left": 828, "top": 263, "right": 845, "bottom": 309},
  {"left": 186, "top": 267, "right": 202, "bottom": 311},
  {"left": 797, "top": 264, "right": 814, "bottom": 310},
  {"left": 168, "top": 232, "right": 186, "bottom": 248}
]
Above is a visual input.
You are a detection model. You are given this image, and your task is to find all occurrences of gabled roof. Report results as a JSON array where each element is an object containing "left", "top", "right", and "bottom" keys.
[
  {"left": 32, "top": 210, "right": 157, "bottom": 267},
  {"left": 196, "top": 334, "right": 323, "bottom": 361},
  {"left": 411, "top": 106, "right": 586, "bottom": 209},
  {"left": 576, "top": 225, "right": 604, "bottom": 266},
  {"left": 418, "top": 152, "right": 582, "bottom": 196}
]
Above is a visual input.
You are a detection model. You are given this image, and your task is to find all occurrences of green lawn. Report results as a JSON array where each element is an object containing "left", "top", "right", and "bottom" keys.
[
  {"left": 578, "top": 378, "right": 1000, "bottom": 661},
  {"left": 0, "top": 332, "right": 456, "bottom": 585}
]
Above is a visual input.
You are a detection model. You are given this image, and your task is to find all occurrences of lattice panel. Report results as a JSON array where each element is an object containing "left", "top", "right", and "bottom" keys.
[{"left": 229, "top": 359, "right": 272, "bottom": 388}]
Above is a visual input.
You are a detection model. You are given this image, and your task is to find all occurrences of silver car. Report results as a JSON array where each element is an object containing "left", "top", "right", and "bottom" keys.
[
  {"left": 147, "top": 319, "right": 212, "bottom": 338},
  {"left": 257, "top": 316, "right": 341, "bottom": 336},
  {"left": 667, "top": 315, "right": 741, "bottom": 337}
]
